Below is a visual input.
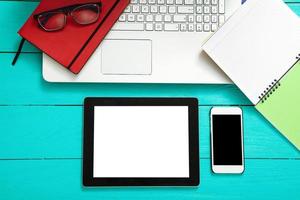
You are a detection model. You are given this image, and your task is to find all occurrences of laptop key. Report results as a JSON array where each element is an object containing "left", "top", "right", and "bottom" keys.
[
  {"left": 169, "top": 6, "right": 176, "bottom": 13},
  {"left": 132, "top": 5, "right": 140, "bottom": 13},
  {"left": 211, "top": 5, "right": 217, "bottom": 14},
  {"left": 174, "top": 15, "right": 187, "bottom": 22},
  {"left": 112, "top": 23, "right": 144, "bottom": 31},
  {"left": 219, "top": 15, "right": 225, "bottom": 25},
  {"left": 160, "top": 5, "right": 167, "bottom": 13},
  {"left": 203, "top": 15, "right": 210, "bottom": 23},
  {"left": 204, "top": 0, "right": 210, "bottom": 5},
  {"left": 219, "top": 0, "right": 225, "bottom": 14},
  {"left": 196, "top": 15, "right": 202, "bottom": 22},
  {"left": 167, "top": 0, "right": 174, "bottom": 4},
  {"left": 196, "top": 24, "right": 202, "bottom": 31},
  {"left": 178, "top": 6, "right": 194, "bottom": 14},
  {"left": 196, "top": 0, "right": 203, "bottom": 4},
  {"left": 165, "top": 23, "right": 180, "bottom": 31},
  {"left": 127, "top": 14, "right": 135, "bottom": 22},
  {"left": 137, "top": 14, "right": 145, "bottom": 22},
  {"left": 175, "top": 0, "right": 183, "bottom": 4},
  {"left": 185, "top": 0, "right": 194, "bottom": 5},
  {"left": 211, "top": 15, "right": 217, "bottom": 23},
  {"left": 203, "top": 23, "right": 210, "bottom": 31},
  {"left": 124, "top": 5, "right": 131, "bottom": 13},
  {"left": 119, "top": 0, "right": 225, "bottom": 32},
  {"left": 155, "top": 23, "right": 163, "bottom": 31},
  {"left": 188, "top": 24, "right": 194, "bottom": 31},
  {"left": 164, "top": 14, "right": 172, "bottom": 22},
  {"left": 151, "top": 5, "right": 158, "bottom": 13},
  {"left": 146, "top": 15, "right": 154, "bottom": 22},
  {"left": 118, "top": 14, "right": 126, "bottom": 22},
  {"left": 141, "top": 5, "right": 149, "bottom": 13},
  {"left": 188, "top": 15, "right": 194, "bottom": 23},
  {"left": 155, "top": 15, "right": 163, "bottom": 22},
  {"left": 211, "top": 23, "right": 218, "bottom": 31},
  {"left": 180, "top": 24, "right": 187, "bottom": 31},
  {"left": 203, "top": 6, "right": 210, "bottom": 14},
  {"left": 146, "top": 23, "right": 154, "bottom": 31},
  {"left": 196, "top": 6, "right": 202, "bottom": 14}
]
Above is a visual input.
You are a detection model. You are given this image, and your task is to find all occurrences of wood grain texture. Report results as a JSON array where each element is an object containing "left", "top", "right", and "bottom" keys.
[
  {"left": 0, "top": 159, "right": 299, "bottom": 199},
  {"left": 0, "top": 1, "right": 38, "bottom": 52},
  {"left": 0, "top": 106, "right": 299, "bottom": 159},
  {"left": 0, "top": 1, "right": 300, "bottom": 199}
]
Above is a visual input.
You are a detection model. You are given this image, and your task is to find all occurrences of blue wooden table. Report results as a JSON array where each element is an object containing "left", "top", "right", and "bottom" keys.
[{"left": 1, "top": 0, "right": 300, "bottom": 199}]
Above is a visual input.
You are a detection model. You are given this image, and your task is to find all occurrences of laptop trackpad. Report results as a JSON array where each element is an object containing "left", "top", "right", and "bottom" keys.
[{"left": 101, "top": 39, "right": 152, "bottom": 75}]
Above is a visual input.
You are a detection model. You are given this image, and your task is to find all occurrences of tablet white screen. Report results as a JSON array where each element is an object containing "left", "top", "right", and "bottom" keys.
[{"left": 93, "top": 106, "right": 190, "bottom": 178}]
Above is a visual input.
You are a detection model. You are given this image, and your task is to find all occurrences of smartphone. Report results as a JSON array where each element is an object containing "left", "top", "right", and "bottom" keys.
[{"left": 210, "top": 107, "right": 244, "bottom": 174}]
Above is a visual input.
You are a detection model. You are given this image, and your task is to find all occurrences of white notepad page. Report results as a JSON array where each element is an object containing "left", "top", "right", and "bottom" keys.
[{"left": 203, "top": 0, "right": 300, "bottom": 104}]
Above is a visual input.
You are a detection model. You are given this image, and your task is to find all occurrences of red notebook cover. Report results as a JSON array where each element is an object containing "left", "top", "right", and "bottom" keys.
[{"left": 18, "top": 0, "right": 129, "bottom": 74}]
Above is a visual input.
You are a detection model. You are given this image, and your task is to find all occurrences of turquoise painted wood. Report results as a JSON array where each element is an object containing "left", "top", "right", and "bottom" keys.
[
  {"left": 0, "top": 1, "right": 39, "bottom": 52},
  {"left": 1, "top": 1, "right": 300, "bottom": 199},
  {"left": 0, "top": 159, "right": 300, "bottom": 199},
  {"left": 0, "top": 106, "right": 299, "bottom": 159}
]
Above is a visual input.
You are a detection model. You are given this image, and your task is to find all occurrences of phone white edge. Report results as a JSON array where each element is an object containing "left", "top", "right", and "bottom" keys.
[{"left": 210, "top": 107, "right": 245, "bottom": 174}]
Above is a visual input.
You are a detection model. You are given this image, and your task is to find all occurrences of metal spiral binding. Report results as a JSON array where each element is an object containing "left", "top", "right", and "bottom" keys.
[
  {"left": 259, "top": 53, "right": 299, "bottom": 103},
  {"left": 258, "top": 79, "right": 281, "bottom": 103}
]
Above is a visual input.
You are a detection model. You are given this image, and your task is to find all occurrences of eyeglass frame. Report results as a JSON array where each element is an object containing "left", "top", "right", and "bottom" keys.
[
  {"left": 12, "top": 2, "right": 104, "bottom": 66},
  {"left": 33, "top": 2, "right": 102, "bottom": 31}
]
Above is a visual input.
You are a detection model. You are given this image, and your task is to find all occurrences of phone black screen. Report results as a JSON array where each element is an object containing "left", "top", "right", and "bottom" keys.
[{"left": 212, "top": 115, "right": 243, "bottom": 165}]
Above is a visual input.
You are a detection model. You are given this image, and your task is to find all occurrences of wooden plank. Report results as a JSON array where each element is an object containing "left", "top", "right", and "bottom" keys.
[
  {"left": 0, "top": 106, "right": 299, "bottom": 159},
  {"left": 0, "top": 159, "right": 299, "bottom": 199},
  {"left": 0, "top": 1, "right": 299, "bottom": 52},
  {"left": 289, "top": 3, "right": 300, "bottom": 14},
  {"left": 0, "top": 53, "right": 250, "bottom": 105},
  {"left": 0, "top": 1, "right": 39, "bottom": 52}
]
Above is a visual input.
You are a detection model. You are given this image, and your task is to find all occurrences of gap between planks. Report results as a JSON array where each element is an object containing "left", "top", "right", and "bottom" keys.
[
  {"left": 0, "top": 157, "right": 299, "bottom": 161},
  {"left": 0, "top": 104, "right": 256, "bottom": 107}
]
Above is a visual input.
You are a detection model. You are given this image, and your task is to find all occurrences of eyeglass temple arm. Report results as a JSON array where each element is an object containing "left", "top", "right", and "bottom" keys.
[{"left": 12, "top": 38, "right": 25, "bottom": 65}]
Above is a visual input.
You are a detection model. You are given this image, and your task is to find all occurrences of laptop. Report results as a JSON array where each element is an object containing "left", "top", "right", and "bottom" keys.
[{"left": 43, "top": 0, "right": 241, "bottom": 83}]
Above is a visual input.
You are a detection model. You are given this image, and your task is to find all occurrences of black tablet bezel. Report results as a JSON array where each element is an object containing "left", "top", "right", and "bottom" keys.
[{"left": 83, "top": 97, "right": 199, "bottom": 186}]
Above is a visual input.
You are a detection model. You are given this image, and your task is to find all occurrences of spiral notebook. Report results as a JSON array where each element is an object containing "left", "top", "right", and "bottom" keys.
[{"left": 203, "top": 0, "right": 300, "bottom": 149}]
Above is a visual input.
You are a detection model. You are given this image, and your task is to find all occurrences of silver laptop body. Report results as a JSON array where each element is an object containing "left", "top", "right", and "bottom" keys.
[{"left": 43, "top": 0, "right": 240, "bottom": 83}]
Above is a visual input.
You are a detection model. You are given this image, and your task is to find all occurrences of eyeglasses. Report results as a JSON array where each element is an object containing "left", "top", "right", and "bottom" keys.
[{"left": 34, "top": 3, "right": 101, "bottom": 32}]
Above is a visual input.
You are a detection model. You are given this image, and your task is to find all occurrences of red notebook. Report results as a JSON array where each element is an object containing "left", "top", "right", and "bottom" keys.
[{"left": 18, "top": 0, "right": 129, "bottom": 74}]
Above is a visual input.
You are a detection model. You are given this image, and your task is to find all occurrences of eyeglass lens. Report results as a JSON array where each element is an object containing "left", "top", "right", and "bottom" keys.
[
  {"left": 38, "top": 12, "right": 66, "bottom": 31},
  {"left": 37, "top": 4, "right": 100, "bottom": 31},
  {"left": 71, "top": 4, "right": 100, "bottom": 25}
]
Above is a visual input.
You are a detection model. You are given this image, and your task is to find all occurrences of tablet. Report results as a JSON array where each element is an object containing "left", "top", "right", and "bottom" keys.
[{"left": 83, "top": 98, "right": 199, "bottom": 186}]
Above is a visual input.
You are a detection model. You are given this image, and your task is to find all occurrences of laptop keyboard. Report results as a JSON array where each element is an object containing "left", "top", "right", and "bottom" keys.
[{"left": 112, "top": 0, "right": 225, "bottom": 32}]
